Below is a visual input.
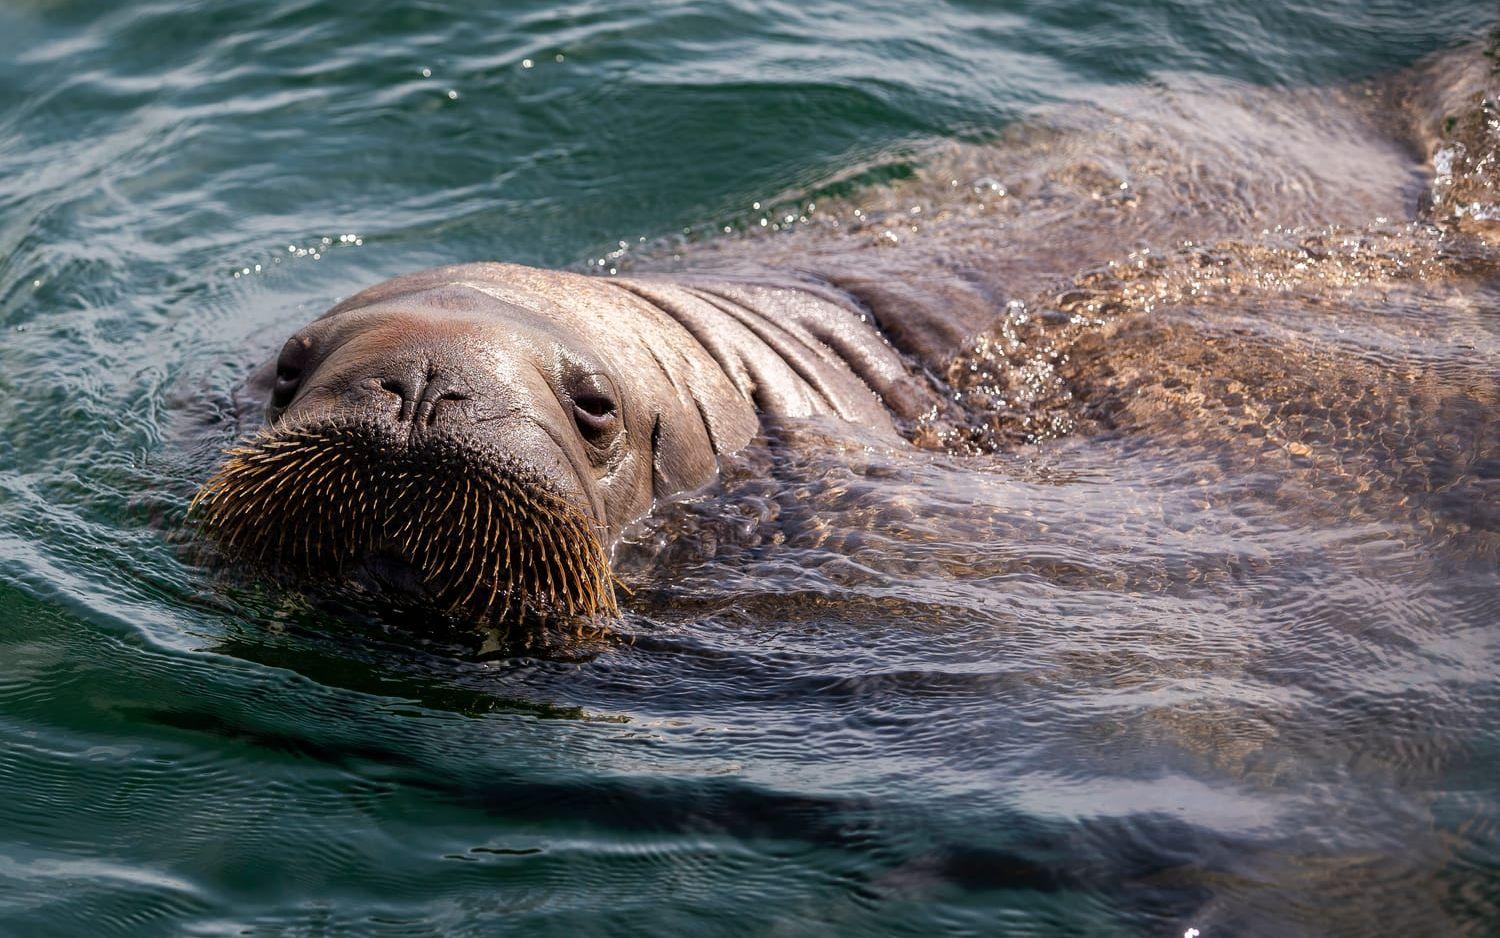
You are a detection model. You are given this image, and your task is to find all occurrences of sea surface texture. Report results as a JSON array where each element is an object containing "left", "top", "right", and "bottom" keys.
[{"left": 0, "top": 1, "right": 1497, "bottom": 935}]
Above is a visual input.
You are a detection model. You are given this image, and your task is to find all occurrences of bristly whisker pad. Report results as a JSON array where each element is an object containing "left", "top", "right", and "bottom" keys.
[{"left": 189, "top": 419, "right": 618, "bottom": 631}]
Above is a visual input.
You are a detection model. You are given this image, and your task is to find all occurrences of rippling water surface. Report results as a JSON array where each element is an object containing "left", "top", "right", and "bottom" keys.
[{"left": 2, "top": 2, "right": 1498, "bottom": 935}]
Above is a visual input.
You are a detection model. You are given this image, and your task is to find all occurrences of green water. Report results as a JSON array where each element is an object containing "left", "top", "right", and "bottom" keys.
[{"left": 1, "top": 1, "right": 1497, "bottom": 935}]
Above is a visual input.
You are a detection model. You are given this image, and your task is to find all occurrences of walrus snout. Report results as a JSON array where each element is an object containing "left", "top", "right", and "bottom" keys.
[{"left": 191, "top": 416, "right": 618, "bottom": 629}]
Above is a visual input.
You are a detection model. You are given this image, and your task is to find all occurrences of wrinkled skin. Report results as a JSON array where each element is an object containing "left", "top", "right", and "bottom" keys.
[
  {"left": 211, "top": 261, "right": 958, "bottom": 626},
  {"left": 235, "top": 265, "right": 939, "bottom": 538},
  {"left": 209, "top": 39, "right": 1499, "bottom": 629}
]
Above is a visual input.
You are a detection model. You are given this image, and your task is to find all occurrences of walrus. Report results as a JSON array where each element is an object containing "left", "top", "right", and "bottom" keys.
[
  {"left": 193, "top": 39, "right": 1499, "bottom": 638},
  {"left": 192, "top": 262, "right": 963, "bottom": 629}
]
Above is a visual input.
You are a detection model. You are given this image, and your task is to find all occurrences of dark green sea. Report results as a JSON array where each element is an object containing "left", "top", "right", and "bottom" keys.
[{"left": 1, "top": 1, "right": 1497, "bottom": 935}]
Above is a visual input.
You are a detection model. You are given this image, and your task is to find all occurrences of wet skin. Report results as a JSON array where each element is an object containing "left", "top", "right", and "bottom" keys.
[{"left": 201, "top": 42, "right": 1499, "bottom": 631}]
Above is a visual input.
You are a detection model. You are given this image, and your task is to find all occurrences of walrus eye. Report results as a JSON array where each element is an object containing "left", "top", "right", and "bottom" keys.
[
  {"left": 269, "top": 335, "right": 312, "bottom": 416},
  {"left": 567, "top": 372, "right": 620, "bottom": 446},
  {"left": 271, "top": 363, "right": 301, "bottom": 408},
  {"left": 573, "top": 392, "right": 617, "bottom": 434}
]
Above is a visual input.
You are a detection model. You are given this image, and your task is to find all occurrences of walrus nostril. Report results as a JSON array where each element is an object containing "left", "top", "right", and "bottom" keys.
[
  {"left": 378, "top": 377, "right": 414, "bottom": 422},
  {"left": 371, "top": 372, "right": 468, "bottom": 426},
  {"left": 425, "top": 390, "right": 470, "bottom": 426}
]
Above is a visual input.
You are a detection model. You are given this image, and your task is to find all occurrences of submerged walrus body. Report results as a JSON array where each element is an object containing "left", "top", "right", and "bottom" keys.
[
  {"left": 196, "top": 42, "right": 1499, "bottom": 639},
  {"left": 195, "top": 261, "right": 969, "bottom": 629}
]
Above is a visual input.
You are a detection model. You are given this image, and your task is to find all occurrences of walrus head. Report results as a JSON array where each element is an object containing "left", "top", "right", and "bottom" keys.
[{"left": 192, "top": 264, "right": 760, "bottom": 634}]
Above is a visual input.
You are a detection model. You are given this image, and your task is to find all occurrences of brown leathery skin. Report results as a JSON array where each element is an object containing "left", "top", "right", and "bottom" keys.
[{"left": 198, "top": 40, "right": 1500, "bottom": 630}]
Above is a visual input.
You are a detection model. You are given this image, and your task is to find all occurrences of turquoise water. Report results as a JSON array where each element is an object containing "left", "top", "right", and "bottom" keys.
[{"left": 1, "top": 1, "right": 1497, "bottom": 935}]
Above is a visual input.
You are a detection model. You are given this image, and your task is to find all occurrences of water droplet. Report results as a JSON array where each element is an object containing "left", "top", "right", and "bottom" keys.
[
  {"left": 447, "top": 89, "right": 459, "bottom": 100},
  {"left": 522, "top": 59, "right": 534, "bottom": 69},
  {"left": 421, "top": 67, "right": 431, "bottom": 78}
]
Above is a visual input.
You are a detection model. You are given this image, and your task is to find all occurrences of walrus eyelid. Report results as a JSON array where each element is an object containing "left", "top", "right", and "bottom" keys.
[
  {"left": 574, "top": 393, "right": 615, "bottom": 418},
  {"left": 572, "top": 393, "right": 618, "bottom": 442},
  {"left": 271, "top": 364, "right": 303, "bottom": 409},
  {"left": 570, "top": 388, "right": 621, "bottom": 454},
  {"left": 270, "top": 334, "right": 316, "bottom": 413},
  {"left": 560, "top": 365, "right": 621, "bottom": 451}
]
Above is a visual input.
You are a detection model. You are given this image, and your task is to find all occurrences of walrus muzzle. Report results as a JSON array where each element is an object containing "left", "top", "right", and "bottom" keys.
[{"left": 190, "top": 418, "right": 617, "bottom": 628}]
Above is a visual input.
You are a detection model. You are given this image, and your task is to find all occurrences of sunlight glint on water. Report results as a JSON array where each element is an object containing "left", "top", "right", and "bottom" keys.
[{"left": 0, "top": 1, "right": 1497, "bottom": 935}]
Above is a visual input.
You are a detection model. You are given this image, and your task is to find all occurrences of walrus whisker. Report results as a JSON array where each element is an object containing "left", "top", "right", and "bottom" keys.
[
  {"left": 454, "top": 482, "right": 492, "bottom": 613},
  {"left": 445, "top": 479, "right": 473, "bottom": 577},
  {"left": 536, "top": 521, "right": 560, "bottom": 611},
  {"left": 289, "top": 455, "right": 338, "bottom": 572},
  {"left": 191, "top": 420, "right": 617, "bottom": 629},
  {"left": 450, "top": 483, "right": 486, "bottom": 606}
]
